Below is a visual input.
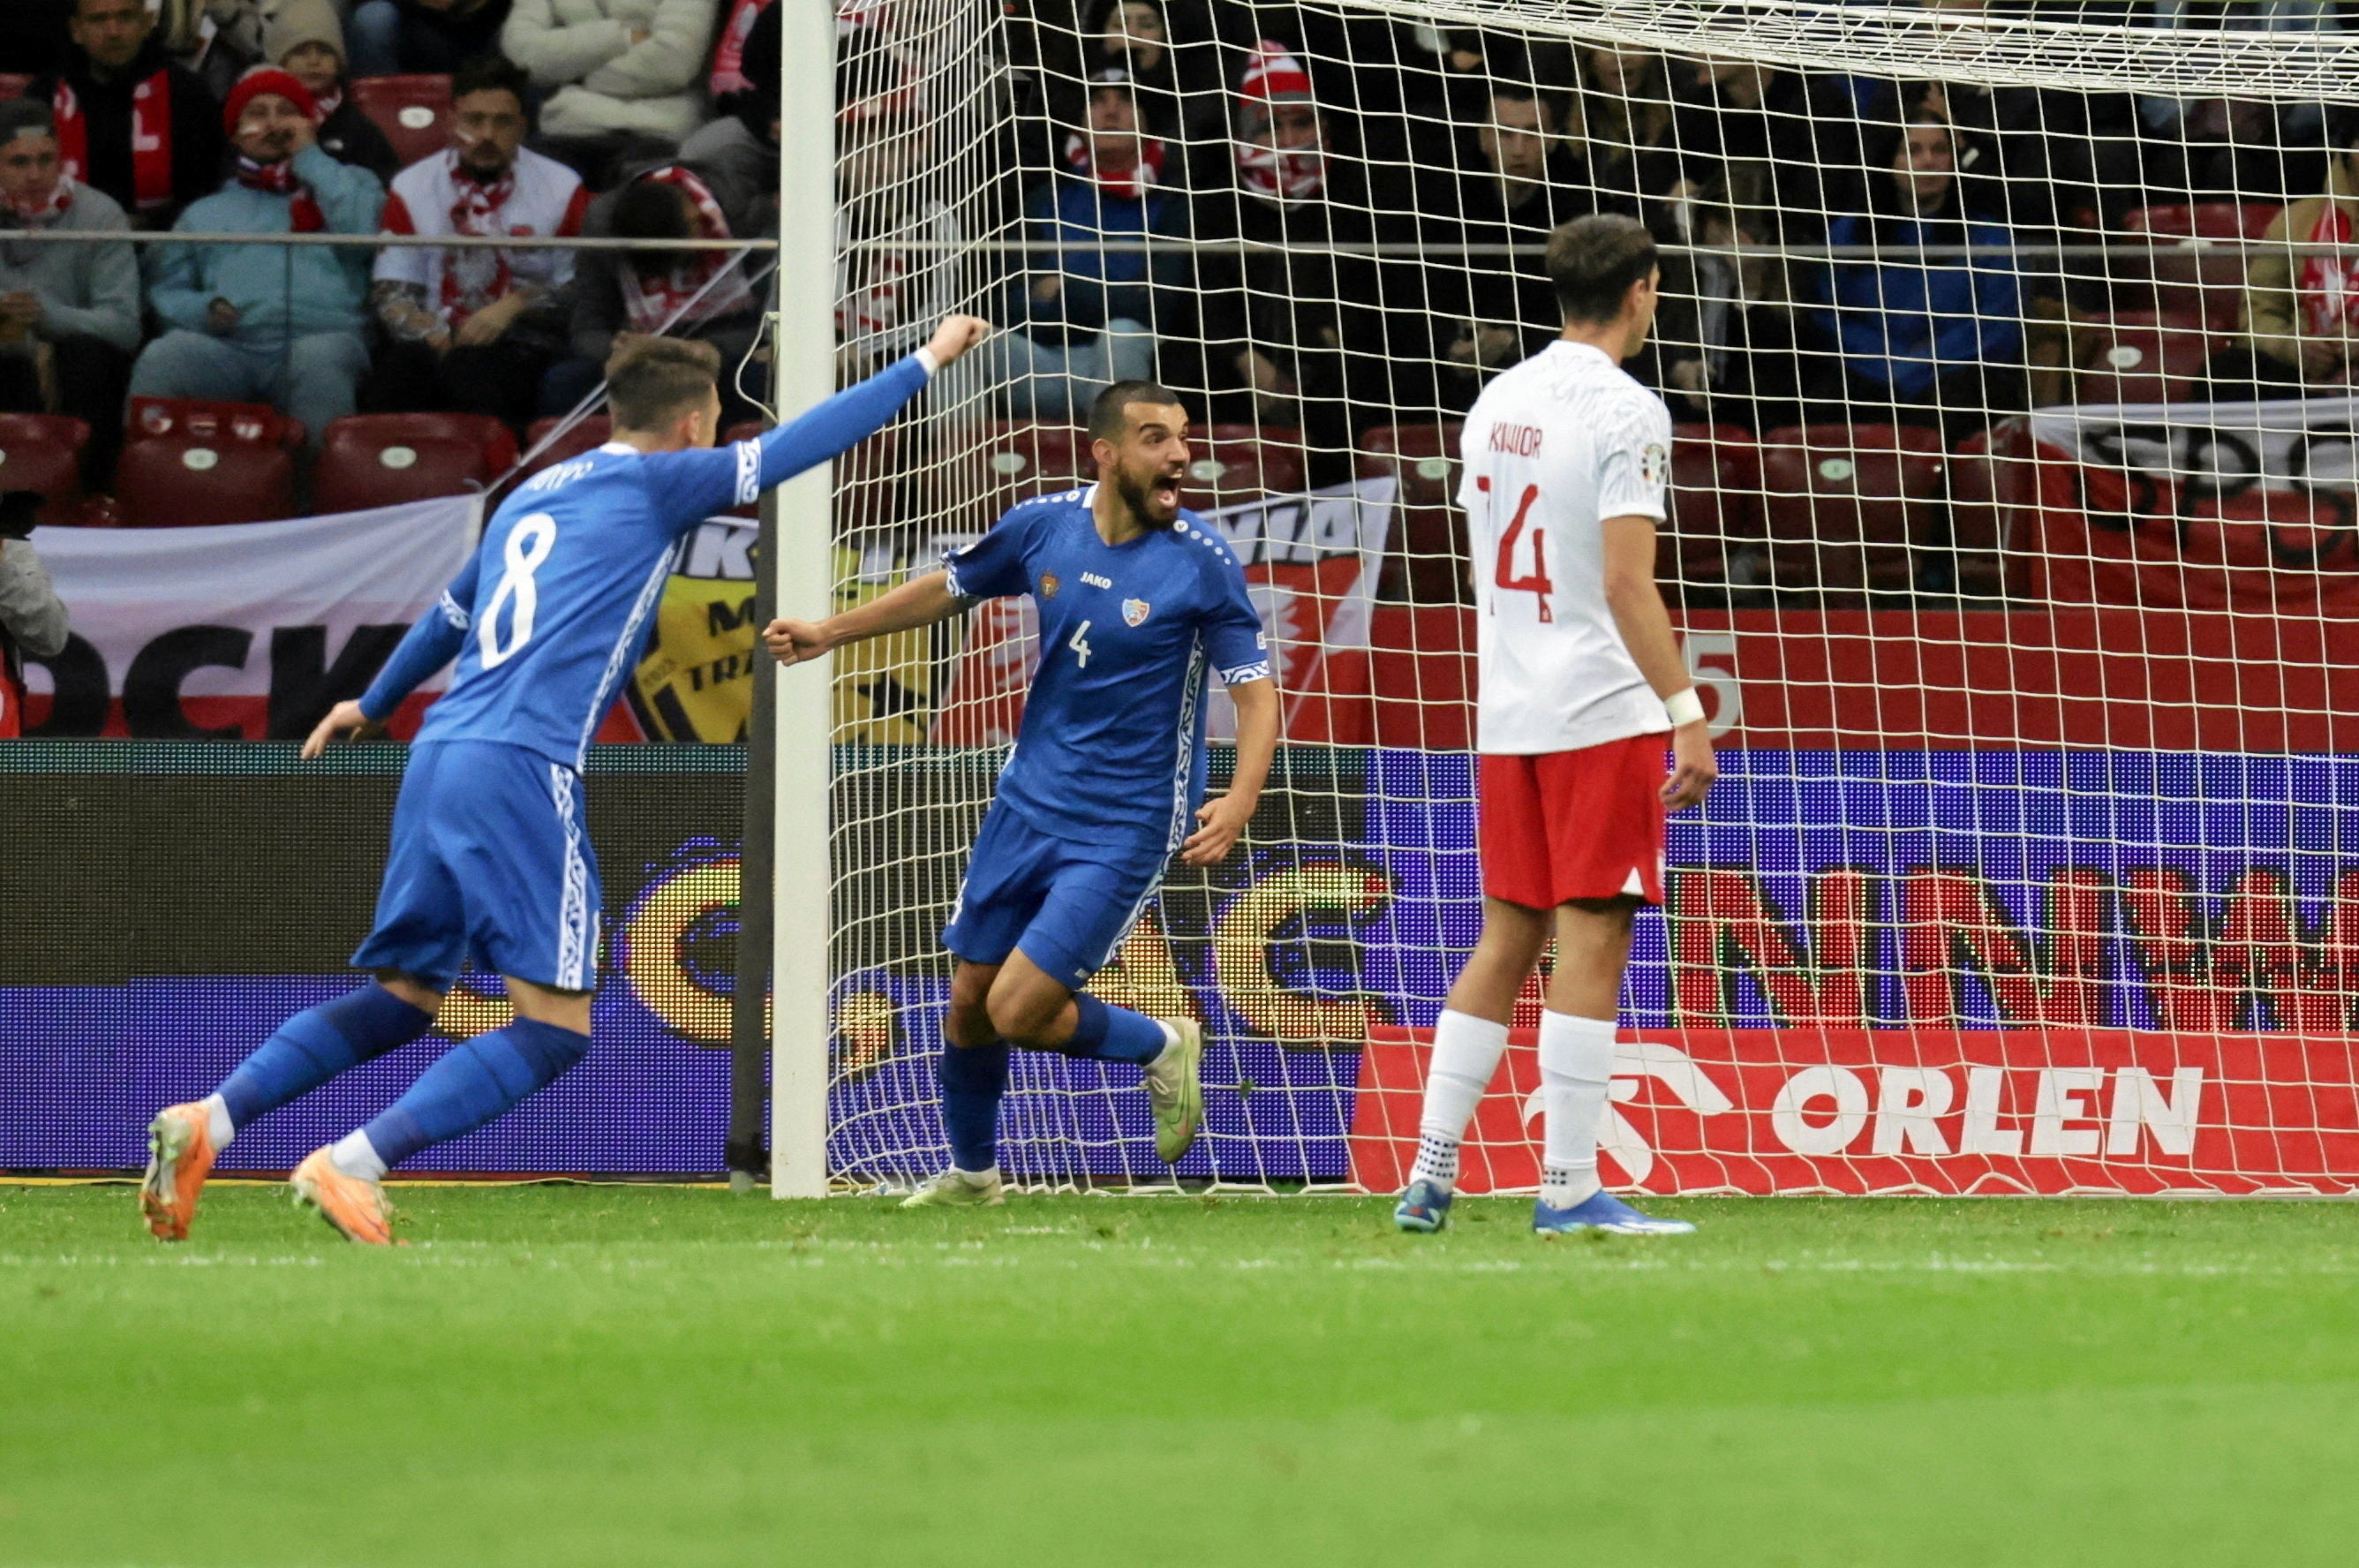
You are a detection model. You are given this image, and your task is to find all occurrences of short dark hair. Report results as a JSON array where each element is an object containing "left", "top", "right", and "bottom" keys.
[
  {"left": 1547, "top": 213, "right": 1658, "bottom": 323},
  {"left": 451, "top": 55, "right": 531, "bottom": 113},
  {"left": 607, "top": 336, "right": 722, "bottom": 432},
  {"left": 614, "top": 175, "right": 695, "bottom": 274},
  {"left": 1088, "top": 379, "right": 1186, "bottom": 441}
]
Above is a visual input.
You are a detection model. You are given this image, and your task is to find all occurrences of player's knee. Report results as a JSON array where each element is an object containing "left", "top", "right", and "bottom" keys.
[
  {"left": 984, "top": 987, "right": 1058, "bottom": 1046},
  {"left": 944, "top": 998, "right": 997, "bottom": 1049}
]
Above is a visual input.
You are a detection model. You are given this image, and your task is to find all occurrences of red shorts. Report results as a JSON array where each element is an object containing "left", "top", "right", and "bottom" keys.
[{"left": 1478, "top": 734, "right": 1669, "bottom": 908}]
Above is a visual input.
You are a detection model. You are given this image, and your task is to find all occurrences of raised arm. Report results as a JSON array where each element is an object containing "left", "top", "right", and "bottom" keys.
[{"left": 761, "top": 570, "right": 967, "bottom": 667}]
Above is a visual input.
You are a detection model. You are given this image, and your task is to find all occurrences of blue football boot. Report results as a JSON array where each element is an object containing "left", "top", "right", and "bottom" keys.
[
  {"left": 1393, "top": 1178, "right": 1454, "bottom": 1233},
  {"left": 1533, "top": 1189, "right": 1696, "bottom": 1236}
]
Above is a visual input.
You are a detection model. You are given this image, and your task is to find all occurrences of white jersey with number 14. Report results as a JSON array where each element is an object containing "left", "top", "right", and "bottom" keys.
[{"left": 1457, "top": 339, "right": 1675, "bottom": 755}]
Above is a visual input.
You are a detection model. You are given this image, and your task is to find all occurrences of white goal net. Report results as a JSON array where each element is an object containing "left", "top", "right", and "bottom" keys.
[{"left": 810, "top": 0, "right": 2359, "bottom": 1196}]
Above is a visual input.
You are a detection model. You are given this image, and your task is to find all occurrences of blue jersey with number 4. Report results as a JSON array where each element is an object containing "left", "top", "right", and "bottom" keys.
[
  {"left": 946, "top": 485, "right": 1270, "bottom": 853},
  {"left": 358, "top": 355, "right": 935, "bottom": 768}
]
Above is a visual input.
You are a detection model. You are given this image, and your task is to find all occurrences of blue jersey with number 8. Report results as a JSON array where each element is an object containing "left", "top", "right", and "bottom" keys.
[
  {"left": 946, "top": 485, "right": 1270, "bottom": 853},
  {"left": 358, "top": 356, "right": 934, "bottom": 768}
]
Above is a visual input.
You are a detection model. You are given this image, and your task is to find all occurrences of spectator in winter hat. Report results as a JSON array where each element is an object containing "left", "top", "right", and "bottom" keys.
[
  {"left": 1185, "top": 40, "right": 1422, "bottom": 484},
  {"left": 266, "top": 0, "right": 401, "bottom": 185},
  {"left": 369, "top": 54, "right": 589, "bottom": 432},
  {"left": 128, "top": 68, "right": 387, "bottom": 450},
  {"left": 27, "top": 0, "right": 225, "bottom": 230},
  {"left": 0, "top": 95, "right": 140, "bottom": 484}
]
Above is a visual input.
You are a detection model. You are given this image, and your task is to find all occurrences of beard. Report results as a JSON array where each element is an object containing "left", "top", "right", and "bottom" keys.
[{"left": 1112, "top": 464, "right": 1180, "bottom": 528}]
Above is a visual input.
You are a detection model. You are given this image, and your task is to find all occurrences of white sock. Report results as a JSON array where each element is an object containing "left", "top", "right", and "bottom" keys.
[
  {"left": 329, "top": 1129, "right": 388, "bottom": 1182},
  {"left": 1539, "top": 1011, "right": 1617, "bottom": 1210},
  {"left": 1150, "top": 1019, "right": 1180, "bottom": 1059},
  {"left": 200, "top": 1093, "right": 234, "bottom": 1150},
  {"left": 952, "top": 1165, "right": 1001, "bottom": 1187},
  {"left": 1408, "top": 1010, "right": 1511, "bottom": 1191}
]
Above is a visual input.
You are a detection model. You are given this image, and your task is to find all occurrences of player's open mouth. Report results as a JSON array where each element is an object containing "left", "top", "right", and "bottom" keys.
[{"left": 1154, "top": 475, "right": 1181, "bottom": 507}]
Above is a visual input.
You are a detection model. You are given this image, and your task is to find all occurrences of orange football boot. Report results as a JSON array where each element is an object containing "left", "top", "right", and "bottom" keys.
[
  {"left": 290, "top": 1147, "right": 399, "bottom": 1246},
  {"left": 139, "top": 1102, "right": 219, "bottom": 1241}
]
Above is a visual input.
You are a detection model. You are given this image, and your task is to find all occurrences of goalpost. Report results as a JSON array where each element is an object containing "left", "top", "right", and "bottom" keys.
[{"left": 776, "top": 0, "right": 2359, "bottom": 1198}]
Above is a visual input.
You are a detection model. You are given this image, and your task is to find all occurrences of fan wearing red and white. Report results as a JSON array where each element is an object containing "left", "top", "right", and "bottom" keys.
[{"left": 1395, "top": 213, "right": 1717, "bottom": 1238}]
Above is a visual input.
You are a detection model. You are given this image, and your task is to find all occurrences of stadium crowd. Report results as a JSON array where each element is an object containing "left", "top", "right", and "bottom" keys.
[{"left": 0, "top": 0, "right": 2351, "bottom": 535}]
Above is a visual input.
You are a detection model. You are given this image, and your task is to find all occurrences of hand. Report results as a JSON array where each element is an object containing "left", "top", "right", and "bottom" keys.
[
  {"left": 2302, "top": 337, "right": 2344, "bottom": 380},
  {"left": 207, "top": 298, "right": 239, "bottom": 334},
  {"left": 627, "top": 26, "right": 652, "bottom": 45},
  {"left": 1029, "top": 274, "right": 1063, "bottom": 303},
  {"left": 1662, "top": 722, "right": 1717, "bottom": 811},
  {"left": 301, "top": 698, "right": 375, "bottom": 760},
  {"left": 1473, "top": 325, "right": 1519, "bottom": 367},
  {"left": 762, "top": 618, "right": 833, "bottom": 666},
  {"left": 924, "top": 313, "right": 991, "bottom": 367},
  {"left": 0, "top": 291, "right": 41, "bottom": 328},
  {"left": 1668, "top": 358, "right": 1708, "bottom": 395},
  {"left": 454, "top": 293, "right": 525, "bottom": 347},
  {"left": 285, "top": 115, "right": 316, "bottom": 156},
  {"left": 1180, "top": 790, "right": 1255, "bottom": 866}
]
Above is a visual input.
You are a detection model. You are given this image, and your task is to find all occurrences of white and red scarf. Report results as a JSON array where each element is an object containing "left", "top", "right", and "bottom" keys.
[
  {"left": 234, "top": 155, "right": 324, "bottom": 233},
  {"left": 618, "top": 167, "right": 755, "bottom": 333},
  {"left": 1062, "top": 131, "right": 1165, "bottom": 202},
  {"left": 1234, "top": 140, "right": 1326, "bottom": 205},
  {"left": 2298, "top": 201, "right": 2359, "bottom": 343},
  {"left": 443, "top": 159, "right": 519, "bottom": 322},
  {"left": 3, "top": 177, "right": 73, "bottom": 228},
  {"left": 52, "top": 72, "right": 175, "bottom": 214},
  {"left": 710, "top": 0, "right": 773, "bottom": 99}
]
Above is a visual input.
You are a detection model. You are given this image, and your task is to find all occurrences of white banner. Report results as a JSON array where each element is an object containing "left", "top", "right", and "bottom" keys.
[{"left": 26, "top": 497, "right": 477, "bottom": 738}]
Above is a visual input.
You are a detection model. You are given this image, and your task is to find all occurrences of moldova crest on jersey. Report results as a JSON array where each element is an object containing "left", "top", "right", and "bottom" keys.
[{"left": 1123, "top": 598, "right": 1152, "bottom": 626}]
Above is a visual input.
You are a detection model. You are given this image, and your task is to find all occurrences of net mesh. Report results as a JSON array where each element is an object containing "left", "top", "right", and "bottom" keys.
[{"left": 818, "top": 0, "right": 2359, "bottom": 1195}]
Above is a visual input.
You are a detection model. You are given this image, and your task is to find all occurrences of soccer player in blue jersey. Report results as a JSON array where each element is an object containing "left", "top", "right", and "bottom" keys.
[
  {"left": 763, "top": 381, "right": 1281, "bottom": 1205},
  {"left": 138, "top": 316, "right": 993, "bottom": 1244}
]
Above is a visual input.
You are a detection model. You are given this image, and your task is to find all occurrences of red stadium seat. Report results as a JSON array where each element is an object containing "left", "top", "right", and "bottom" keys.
[
  {"left": 1663, "top": 423, "right": 1765, "bottom": 602},
  {"left": 1359, "top": 422, "right": 1466, "bottom": 603},
  {"left": 114, "top": 439, "right": 296, "bottom": 527},
  {"left": 2122, "top": 202, "right": 2283, "bottom": 331},
  {"left": 1176, "top": 424, "right": 1304, "bottom": 512},
  {"left": 313, "top": 414, "right": 517, "bottom": 514},
  {"left": 0, "top": 76, "right": 32, "bottom": 102},
  {"left": 1760, "top": 424, "right": 1947, "bottom": 595},
  {"left": 350, "top": 75, "right": 453, "bottom": 170},
  {"left": 0, "top": 414, "right": 90, "bottom": 521},
  {"left": 2075, "top": 321, "right": 2212, "bottom": 405},
  {"left": 519, "top": 415, "right": 613, "bottom": 480},
  {"left": 946, "top": 421, "right": 1091, "bottom": 532}
]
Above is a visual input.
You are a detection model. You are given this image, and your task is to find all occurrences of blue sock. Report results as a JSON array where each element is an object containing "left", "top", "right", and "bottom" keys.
[
  {"left": 361, "top": 1018, "right": 590, "bottom": 1169},
  {"left": 215, "top": 984, "right": 434, "bottom": 1129},
  {"left": 1066, "top": 994, "right": 1169, "bottom": 1064},
  {"left": 938, "top": 1042, "right": 1008, "bottom": 1172}
]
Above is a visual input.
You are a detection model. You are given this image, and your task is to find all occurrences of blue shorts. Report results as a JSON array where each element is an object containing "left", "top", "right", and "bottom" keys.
[
  {"left": 350, "top": 740, "right": 600, "bottom": 992},
  {"left": 942, "top": 803, "right": 1167, "bottom": 989}
]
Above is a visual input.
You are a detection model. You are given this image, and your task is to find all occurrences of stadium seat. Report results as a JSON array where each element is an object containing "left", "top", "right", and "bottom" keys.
[
  {"left": 2122, "top": 202, "right": 2283, "bottom": 331},
  {"left": 0, "top": 76, "right": 31, "bottom": 102},
  {"left": 114, "top": 439, "right": 296, "bottom": 527},
  {"left": 1359, "top": 422, "right": 1466, "bottom": 603},
  {"left": 350, "top": 75, "right": 453, "bottom": 170},
  {"left": 1664, "top": 423, "right": 1765, "bottom": 602},
  {"left": 2074, "top": 320, "right": 2212, "bottom": 405},
  {"left": 0, "top": 414, "right": 89, "bottom": 521},
  {"left": 518, "top": 415, "right": 614, "bottom": 481},
  {"left": 1175, "top": 424, "right": 1304, "bottom": 513},
  {"left": 1759, "top": 424, "right": 1947, "bottom": 595},
  {"left": 946, "top": 421, "right": 1092, "bottom": 532},
  {"left": 313, "top": 414, "right": 518, "bottom": 514}
]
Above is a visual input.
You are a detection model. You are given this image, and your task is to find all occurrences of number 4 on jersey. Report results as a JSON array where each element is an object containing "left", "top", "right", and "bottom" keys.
[{"left": 1478, "top": 476, "right": 1553, "bottom": 622}]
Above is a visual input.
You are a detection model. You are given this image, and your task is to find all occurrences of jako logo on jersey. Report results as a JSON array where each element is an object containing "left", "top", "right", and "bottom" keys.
[
  {"left": 1123, "top": 598, "right": 1151, "bottom": 627},
  {"left": 1082, "top": 571, "right": 1114, "bottom": 589},
  {"left": 1640, "top": 441, "right": 1669, "bottom": 486},
  {"left": 1039, "top": 572, "right": 1059, "bottom": 599}
]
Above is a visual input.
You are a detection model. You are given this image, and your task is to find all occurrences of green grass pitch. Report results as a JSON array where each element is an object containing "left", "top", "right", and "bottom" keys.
[{"left": 5, "top": 1185, "right": 2358, "bottom": 1568}]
